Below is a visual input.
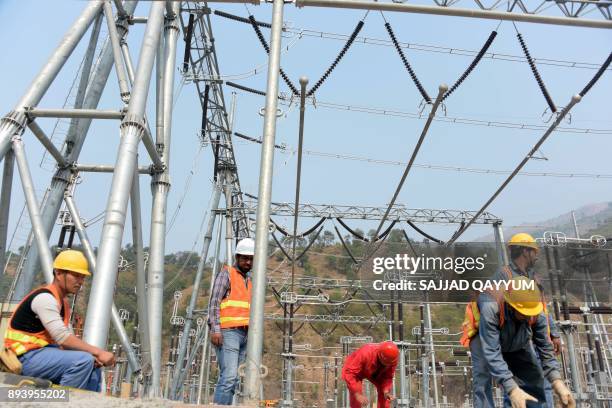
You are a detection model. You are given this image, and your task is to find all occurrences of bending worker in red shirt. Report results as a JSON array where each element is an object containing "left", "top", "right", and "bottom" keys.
[{"left": 342, "top": 341, "right": 399, "bottom": 407}]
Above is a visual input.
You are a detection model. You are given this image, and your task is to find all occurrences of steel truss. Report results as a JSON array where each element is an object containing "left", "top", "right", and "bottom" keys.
[
  {"left": 179, "top": 1, "right": 249, "bottom": 239},
  {"left": 237, "top": 200, "right": 501, "bottom": 224},
  {"left": 296, "top": 0, "right": 612, "bottom": 28}
]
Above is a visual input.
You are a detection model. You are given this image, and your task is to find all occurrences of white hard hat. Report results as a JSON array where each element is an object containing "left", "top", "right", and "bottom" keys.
[{"left": 235, "top": 238, "right": 255, "bottom": 256}]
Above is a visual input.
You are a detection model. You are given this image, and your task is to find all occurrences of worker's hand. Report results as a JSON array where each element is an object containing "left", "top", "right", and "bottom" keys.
[
  {"left": 211, "top": 332, "right": 223, "bottom": 346},
  {"left": 383, "top": 391, "right": 395, "bottom": 401},
  {"left": 552, "top": 379, "right": 576, "bottom": 408},
  {"left": 508, "top": 386, "right": 538, "bottom": 408},
  {"left": 94, "top": 349, "right": 116, "bottom": 367},
  {"left": 551, "top": 337, "right": 562, "bottom": 355},
  {"left": 354, "top": 392, "right": 369, "bottom": 406}
]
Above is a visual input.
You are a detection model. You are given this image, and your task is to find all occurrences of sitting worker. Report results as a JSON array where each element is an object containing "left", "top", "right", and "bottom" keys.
[
  {"left": 208, "top": 238, "right": 255, "bottom": 405},
  {"left": 461, "top": 276, "right": 575, "bottom": 408},
  {"left": 492, "top": 233, "right": 562, "bottom": 408},
  {"left": 341, "top": 341, "right": 398, "bottom": 407},
  {"left": 4, "top": 250, "right": 115, "bottom": 390}
]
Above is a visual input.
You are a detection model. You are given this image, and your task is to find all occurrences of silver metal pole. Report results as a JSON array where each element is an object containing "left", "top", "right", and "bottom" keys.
[
  {"left": 12, "top": 139, "right": 54, "bottom": 283},
  {"left": 130, "top": 169, "right": 150, "bottom": 369},
  {"left": 294, "top": 0, "right": 612, "bottom": 29},
  {"left": 198, "top": 337, "right": 212, "bottom": 404},
  {"left": 113, "top": 0, "right": 128, "bottom": 17},
  {"left": 147, "top": 2, "right": 180, "bottom": 394},
  {"left": 73, "top": 164, "right": 150, "bottom": 173},
  {"left": 24, "top": 108, "right": 124, "bottom": 119},
  {"left": 13, "top": 1, "right": 138, "bottom": 300},
  {"left": 119, "top": 39, "right": 165, "bottom": 171},
  {"left": 26, "top": 121, "right": 68, "bottom": 167},
  {"left": 201, "top": 217, "right": 224, "bottom": 405},
  {"left": 171, "top": 182, "right": 222, "bottom": 398},
  {"left": 64, "top": 193, "right": 141, "bottom": 373},
  {"left": 399, "top": 345, "right": 407, "bottom": 407},
  {"left": 83, "top": 0, "right": 165, "bottom": 350},
  {"left": 103, "top": 0, "right": 131, "bottom": 102},
  {"left": 224, "top": 183, "right": 234, "bottom": 261},
  {"left": 0, "top": 1, "right": 104, "bottom": 160},
  {"left": 425, "top": 302, "right": 439, "bottom": 407},
  {"left": 0, "top": 151, "right": 15, "bottom": 273},
  {"left": 493, "top": 222, "right": 509, "bottom": 267},
  {"left": 243, "top": 0, "right": 285, "bottom": 400}
]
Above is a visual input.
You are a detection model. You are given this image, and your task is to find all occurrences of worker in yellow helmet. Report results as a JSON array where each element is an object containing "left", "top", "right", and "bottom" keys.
[
  {"left": 465, "top": 276, "right": 575, "bottom": 408},
  {"left": 4, "top": 250, "right": 115, "bottom": 390},
  {"left": 491, "top": 233, "right": 562, "bottom": 408}
]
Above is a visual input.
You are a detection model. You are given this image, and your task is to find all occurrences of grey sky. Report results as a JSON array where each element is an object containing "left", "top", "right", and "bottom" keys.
[{"left": 0, "top": 1, "right": 610, "bottom": 255}]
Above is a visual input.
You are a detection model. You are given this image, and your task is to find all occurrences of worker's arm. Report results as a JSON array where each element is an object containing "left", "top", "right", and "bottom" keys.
[
  {"left": 532, "top": 313, "right": 562, "bottom": 384},
  {"left": 208, "top": 268, "right": 230, "bottom": 346},
  {"left": 30, "top": 293, "right": 114, "bottom": 366},
  {"left": 476, "top": 295, "right": 518, "bottom": 394},
  {"left": 60, "top": 335, "right": 115, "bottom": 366},
  {"left": 342, "top": 352, "right": 364, "bottom": 394},
  {"left": 377, "top": 363, "right": 397, "bottom": 393},
  {"left": 31, "top": 293, "right": 72, "bottom": 343}
]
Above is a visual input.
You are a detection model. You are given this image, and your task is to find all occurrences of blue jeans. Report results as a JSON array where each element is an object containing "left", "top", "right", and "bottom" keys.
[
  {"left": 470, "top": 336, "right": 495, "bottom": 408},
  {"left": 213, "top": 328, "right": 248, "bottom": 405},
  {"left": 19, "top": 345, "right": 101, "bottom": 391}
]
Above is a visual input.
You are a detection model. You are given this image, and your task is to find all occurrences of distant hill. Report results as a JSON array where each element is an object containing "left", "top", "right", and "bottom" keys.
[{"left": 476, "top": 201, "right": 612, "bottom": 241}]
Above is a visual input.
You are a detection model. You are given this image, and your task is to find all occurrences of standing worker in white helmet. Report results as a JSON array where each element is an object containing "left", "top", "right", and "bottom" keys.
[{"left": 208, "top": 238, "right": 255, "bottom": 405}]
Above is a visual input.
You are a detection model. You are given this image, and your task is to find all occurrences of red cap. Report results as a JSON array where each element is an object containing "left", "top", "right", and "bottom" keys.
[{"left": 377, "top": 341, "right": 399, "bottom": 366}]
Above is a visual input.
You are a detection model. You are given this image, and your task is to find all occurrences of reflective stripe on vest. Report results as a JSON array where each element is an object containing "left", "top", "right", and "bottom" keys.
[
  {"left": 219, "top": 266, "right": 252, "bottom": 329},
  {"left": 4, "top": 284, "right": 70, "bottom": 356}
]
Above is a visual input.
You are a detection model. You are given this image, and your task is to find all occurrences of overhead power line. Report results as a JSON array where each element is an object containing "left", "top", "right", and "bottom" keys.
[
  {"left": 213, "top": 9, "right": 611, "bottom": 71},
  {"left": 233, "top": 131, "right": 612, "bottom": 179},
  {"left": 224, "top": 82, "right": 612, "bottom": 135}
]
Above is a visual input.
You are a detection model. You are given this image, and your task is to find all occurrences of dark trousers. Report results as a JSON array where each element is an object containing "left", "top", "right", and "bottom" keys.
[{"left": 471, "top": 335, "right": 546, "bottom": 408}]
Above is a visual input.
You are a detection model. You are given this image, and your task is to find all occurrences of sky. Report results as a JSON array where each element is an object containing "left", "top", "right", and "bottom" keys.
[{"left": 0, "top": 0, "right": 610, "bottom": 257}]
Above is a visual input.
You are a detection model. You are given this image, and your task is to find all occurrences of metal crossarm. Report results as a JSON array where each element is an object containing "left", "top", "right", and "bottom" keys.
[{"left": 239, "top": 200, "right": 501, "bottom": 224}]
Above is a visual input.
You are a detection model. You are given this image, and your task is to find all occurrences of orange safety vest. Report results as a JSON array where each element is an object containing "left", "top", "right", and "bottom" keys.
[
  {"left": 219, "top": 266, "right": 252, "bottom": 329},
  {"left": 460, "top": 266, "right": 545, "bottom": 348},
  {"left": 4, "top": 284, "right": 70, "bottom": 356}
]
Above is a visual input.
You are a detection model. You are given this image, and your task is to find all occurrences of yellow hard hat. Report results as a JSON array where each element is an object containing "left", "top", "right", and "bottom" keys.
[
  {"left": 508, "top": 232, "right": 539, "bottom": 251},
  {"left": 504, "top": 276, "right": 543, "bottom": 316},
  {"left": 53, "top": 250, "right": 91, "bottom": 276}
]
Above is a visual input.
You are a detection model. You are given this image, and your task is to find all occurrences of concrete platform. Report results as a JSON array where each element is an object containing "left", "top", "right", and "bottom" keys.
[{"left": 0, "top": 372, "right": 255, "bottom": 407}]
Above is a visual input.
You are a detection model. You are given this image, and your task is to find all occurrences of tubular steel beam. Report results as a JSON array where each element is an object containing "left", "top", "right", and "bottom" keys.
[
  {"left": 83, "top": 0, "right": 165, "bottom": 353},
  {"left": 13, "top": 1, "right": 137, "bottom": 301},
  {"left": 130, "top": 168, "right": 151, "bottom": 371},
  {"left": 119, "top": 39, "right": 165, "bottom": 170},
  {"left": 0, "top": 151, "right": 15, "bottom": 272},
  {"left": 26, "top": 121, "right": 68, "bottom": 167},
  {"left": 73, "top": 164, "right": 151, "bottom": 173},
  {"left": 24, "top": 108, "right": 124, "bottom": 119},
  {"left": 243, "top": 0, "right": 285, "bottom": 400},
  {"left": 147, "top": 1, "right": 180, "bottom": 393},
  {"left": 295, "top": 0, "right": 612, "bottom": 29},
  {"left": 170, "top": 182, "right": 222, "bottom": 399},
  {"left": 0, "top": 1, "right": 104, "bottom": 161},
  {"left": 63, "top": 193, "right": 141, "bottom": 374}
]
